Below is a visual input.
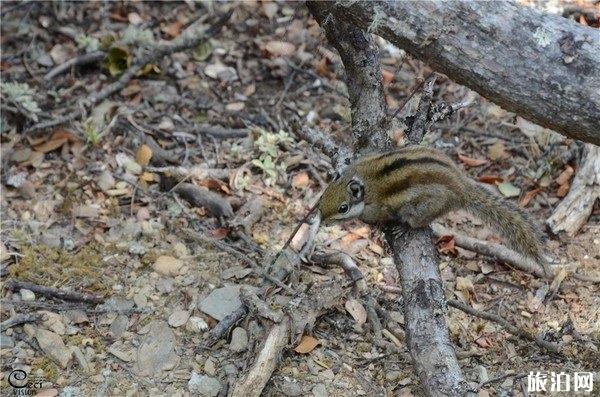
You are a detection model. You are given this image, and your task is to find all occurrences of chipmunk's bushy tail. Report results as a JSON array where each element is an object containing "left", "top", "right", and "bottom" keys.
[{"left": 460, "top": 179, "right": 544, "bottom": 262}]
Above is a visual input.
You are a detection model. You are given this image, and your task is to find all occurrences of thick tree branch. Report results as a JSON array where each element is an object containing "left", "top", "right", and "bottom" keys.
[
  {"left": 330, "top": 1, "right": 600, "bottom": 145},
  {"left": 307, "top": 2, "right": 472, "bottom": 395}
]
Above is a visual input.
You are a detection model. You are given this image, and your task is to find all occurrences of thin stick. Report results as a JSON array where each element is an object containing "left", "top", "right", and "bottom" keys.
[
  {"left": 386, "top": 70, "right": 435, "bottom": 125},
  {"left": 0, "top": 313, "right": 42, "bottom": 332},
  {"left": 266, "top": 202, "right": 319, "bottom": 271},
  {"left": 44, "top": 51, "right": 106, "bottom": 80},
  {"left": 5, "top": 279, "right": 103, "bottom": 304},
  {"left": 183, "top": 228, "right": 295, "bottom": 294},
  {"left": 447, "top": 299, "right": 560, "bottom": 354}
]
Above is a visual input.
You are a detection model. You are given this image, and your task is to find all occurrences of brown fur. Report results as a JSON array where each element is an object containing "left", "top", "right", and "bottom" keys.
[{"left": 319, "top": 146, "right": 544, "bottom": 262}]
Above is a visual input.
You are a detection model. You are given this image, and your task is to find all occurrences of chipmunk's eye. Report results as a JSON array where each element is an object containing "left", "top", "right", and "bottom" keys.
[{"left": 338, "top": 203, "right": 349, "bottom": 214}]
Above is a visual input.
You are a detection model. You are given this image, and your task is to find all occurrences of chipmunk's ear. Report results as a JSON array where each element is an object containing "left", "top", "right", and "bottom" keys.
[{"left": 347, "top": 178, "right": 364, "bottom": 201}]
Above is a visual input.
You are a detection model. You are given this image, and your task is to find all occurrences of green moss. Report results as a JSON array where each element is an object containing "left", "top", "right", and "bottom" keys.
[
  {"left": 33, "top": 357, "right": 59, "bottom": 383},
  {"left": 9, "top": 243, "right": 110, "bottom": 294}
]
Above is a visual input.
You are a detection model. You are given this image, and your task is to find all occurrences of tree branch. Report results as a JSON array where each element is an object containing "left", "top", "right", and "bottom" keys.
[{"left": 330, "top": 0, "right": 600, "bottom": 145}]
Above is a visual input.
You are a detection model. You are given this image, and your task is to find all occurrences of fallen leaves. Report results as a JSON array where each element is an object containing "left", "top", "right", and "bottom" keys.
[
  {"left": 345, "top": 299, "right": 367, "bottom": 325},
  {"left": 458, "top": 154, "right": 489, "bottom": 167},
  {"left": 135, "top": 144, "right": 153, "bottom": 166},
  {"left": 555, "top": 165, "right": 574, "bottom": 197},
  {"left": 294, "top": 335, "right": 320, "bottom": 354},
  {"left": 519, "top": 188, "right": 540, "bottom": 207},
  {"left": 436, "top": 235, "right": 458, "bottom": 256}
]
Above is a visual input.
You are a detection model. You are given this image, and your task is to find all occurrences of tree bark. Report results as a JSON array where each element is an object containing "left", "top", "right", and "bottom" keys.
[
  {"left": 329, "top": 0, "right": 600, "bottom": 145},
  {"left": 307, "top": 2, "right": 472, "bottom": 395}
]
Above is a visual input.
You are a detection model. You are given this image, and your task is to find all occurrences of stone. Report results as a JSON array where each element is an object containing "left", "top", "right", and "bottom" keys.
[
  {"left": 136, "top": 321, "right": 179, "bottom": 377},
  {"left": 109, "top": 315, "right": 129, "bottom": 337},
  {"left": 35, "top": 329, "right": 72, "bottom": 368},
  {"left": 188, "top": 372, "right": 221, "bottom": 396},
  {"left": 312, "top": 383, "right": 328, "bottom": 397},
  {"left": 229, "top": 327, "right": 248, "bottom": 352},
  {"left": 204, "top": 357, "right": 216, "bottom": 376},
  {"left": 20, "top": 289, "right": 35, "bottom": 301},
  {"left": 198, "top": 285, "right": 242, "bottom": 321},
  {"left": 187, "top": 317, "right": 209, "bottom": 333},
  {"left": 281, "top": 380, "right": 303, "bottom": 396},
  {"left": 108, "top": 344, "right": 133, "bottom": 362},
  {"left": 0, "top": 334, "right": 15, "bottom": 348},
  {"left": 168, "top": 310, "right": 190, "bottom": 328},
  {"left": 153, "top": 256, "right": 183, "bottom": 276},
  {"left": 97, "top": 171, "right": 116, "bottom": 192}
]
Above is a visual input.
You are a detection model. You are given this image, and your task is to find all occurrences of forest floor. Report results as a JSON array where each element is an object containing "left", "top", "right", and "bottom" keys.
[{"left": 1, "top": 2, "right": 599, "bottom": 397}]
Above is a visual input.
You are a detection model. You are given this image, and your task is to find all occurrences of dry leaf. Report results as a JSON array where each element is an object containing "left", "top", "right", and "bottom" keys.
[
  {"left": 478, "top": 175, "right": 503, "bottom": 184},
  {"left": 382, "top": 69, "right": 395, "bottom": 85},
  {"left": 437, "top": 235, "right": 458, "bottom": 256},
  {"left": 488, "top": 140, "right": 507, "bottom": 160},
  {"left": 162, "top": 20, "right": 183, "bottom": 38},
  {"left": 34, "top": 138, "right": 68, "bottom": 153},
  {"left": 294, "top": 335, "right": 320, "bottom": 354},
  {"left": 345, "top": 299, "right": 367, "bottom": 325},
  {"left": 519, "top": 188, "right": 540, "bottom": 207},
  {"left": 456, "top": 276, "right": 474, "bottom": 293},
  {"left": 458, "top": 154, "right": 488, "bottom": 167},
  {"left": 556, "top": 183, "right": 570, "bottom": 197},
  {"left": 315, "top": 57, "right": 329, "bottom": 77},
  {"left": 290, "top": 223, "right": 309, "bottom": 251},
  {"left": 555, "top": 165, "right": 574, "bottom": 185},
  {"left": 265, "top": 41, "right": 296, "bottom": 56},
  {"left": 292, "top": 172, "right": 310, "bottom": 188},
  {"left": 199, "top": 178, "right": 230, "bottom": 194},
  {"left": 136, "top": 144, "right": 153, "bottom": 166}
]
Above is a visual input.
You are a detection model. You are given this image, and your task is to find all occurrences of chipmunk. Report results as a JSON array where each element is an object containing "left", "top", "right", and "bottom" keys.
[{"left": 318, "top": 146, "right": 545, "bottom": 265}]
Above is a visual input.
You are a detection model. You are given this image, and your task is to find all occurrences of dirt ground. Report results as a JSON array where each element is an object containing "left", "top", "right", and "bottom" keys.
[{"left": 1, "top": 2, "right": 598, "bottom": 396}]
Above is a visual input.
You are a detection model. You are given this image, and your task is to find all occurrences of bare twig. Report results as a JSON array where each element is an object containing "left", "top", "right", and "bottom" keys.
[
  {"left": 43, "top": 51, "right": 106, "bottom": 80},
  {"left": 193, "top": 124, "right": 250, "bottom": 139},
  {"left": 175, "top": 183, "right": 234, "bottom": 219},
  {"left": 26, "top": 10, "right": 233, "bottom": 133},
  {"left": 0, "top": 313, "right": 42, "bottom": 332},
  {"left": 183, "top": 228, "right": 295, "bottom": 294},
  {"left": 386, "top": 70, "right": 435, "bottom": 125},
  {"left": 447, "top": 299, "right": 560, "bottom": 354},
  {"left": 5, "top": 279, "right": 103, "bottom": 304},
  {"left": 431, "top": 224, "right": 600, "bottom": 283}
]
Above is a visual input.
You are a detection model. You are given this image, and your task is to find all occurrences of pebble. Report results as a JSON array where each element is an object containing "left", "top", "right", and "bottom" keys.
[
  {"left": 204, "top": 357, "right": 216, "bottom": 376},
  {"left": 35, "top": 329, "right": 72, "bottom": 368},
  {"left": 188, "top": 372, "right": 221, "bottom": 396},
  {"left": 153, "top": 255, "right": 183, "bottom": 276},
  {"left": 281, "top": 380, "right": 303, "bottom": 396},
  {"left": 97, "top": 171, "right": 116, "bottom": 192},
  {"left": 385, "top": 370, "right": 401, "bottom": 382},
  {"left": 109, "top": 315, "right": 129, "bottom": 338},
  {"left": 187, "top": 317, "right": 209, "bottom": 333},
  {"left": 59, "top": 386, "right": 81, "bottom": 397},
  {"left": 156, "top": 278, "right": 174, "bottom": 294},
  {"left": 20, "top": 289, "right": 35, "bottom": 301},
  {"left": 128, "top": 242, "right": 147, "bottom": 255},
  {"left": 229, "top": 327, "right": 248, "bottom": 352},
  {"left": 312, "top": 383, "right": 328, "bottom": 397},
  {"left": 198, "top": 285, "right": 242, "bottom": 321},
  {"left": 168, "top": 310, "right": 190, "bottom": 328},
  {"left": 136, "top": 321, "right": 179, "bottom": 377},
  {"left": 0, "top": 334, "right": 14, "bottom": 348}
]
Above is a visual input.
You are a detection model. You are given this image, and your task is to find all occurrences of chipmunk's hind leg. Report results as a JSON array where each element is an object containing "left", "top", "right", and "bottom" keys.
[{"left": 397, "top": 185, "right": 457, "bottom": 228}]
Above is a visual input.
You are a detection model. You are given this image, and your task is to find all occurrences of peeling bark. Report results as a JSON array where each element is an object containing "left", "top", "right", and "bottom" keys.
[{"left": 330, "top": 0, "right": 600, "bottom": 145}]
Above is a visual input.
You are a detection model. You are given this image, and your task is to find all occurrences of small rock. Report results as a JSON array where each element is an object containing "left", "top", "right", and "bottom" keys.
[
  {"left": 385, "top": 370, "right": 401, "bottom": 382},
  {"left": 128, "top": 242, "right": 147, "bottom": 256},
  {"left": 229, "top": 327, "right": 248, "bottom": 352},
  {"left": 281, "top": 380, "right": 303, "bottom": 396},
  {"left": 20, "top": 289, "right": 36, "bottom": 301},
  {"left": 173, "top": 242, "right": 188, "bottom": 258},
  {"left": 153, "top": 256, "right": 183, "bottom": 276},
  {"left": 312, "top": 383, "right": 328, "bottom": 397},
  {"left": 156, "top": 278, "right": 174, "bottom": 294},
  {"left": 97, "top": 171, "right": 116, "bottom": 192},
  {"left": 204, "top": 357, "right": 216, "bottom": 376},
  {"left": 34, "top": 388, "right": 58, "bottom": 397},
  {"left": 71, "top": 346, "right": 91, "bottom": 374},
  {"left": 40, "top": 311, "right": 66, "bottom": 335},
  {"left": 168, "top": 310, "right": 190, "bottom": 328},
  {"left": 136, "top": 207, "right": 151, "bottom": 221},
  {"left": 37, "top": 53, "right": 54, "bottom": 67},
  {"left": 124, "top": 160, "right": 142, "bottom": 175},
  {"left": 108, "top": 344, "right": 133, "bottom": 362},
  {"left": 136, "top": 321, "right": 179, "bottom": 377},
  {"left": 198, "top": 285, "right": 242, "bottom": 321},
  {"left": 0, "top": 334, "right": 14, "bottom": 348},
  {"left": 187, "top": 317, "right": 209, "bottom": 333},
  {"left": 188, "top": 372, "right": 221, "bottom": 396},
  {"left": 19, "top": 181, "right": 36, "bottom": 199},
  {"left": 35, "top": 329, "right": 72, "bottom": 368},
  {"left": 109, "top": 315, "right": 129, "bottom": 337},
  {"left": 59, "top": 386, "right": 81, "bottom": 397}
]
